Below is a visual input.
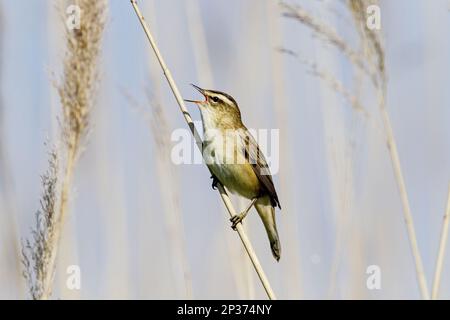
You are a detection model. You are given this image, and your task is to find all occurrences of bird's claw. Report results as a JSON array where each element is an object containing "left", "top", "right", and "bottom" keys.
[
  {"left": 230, "top": 214, "right": 244, "bottom": 230},
  {"left": 211, "top": 175, "right": 219, "bottom": 190}
]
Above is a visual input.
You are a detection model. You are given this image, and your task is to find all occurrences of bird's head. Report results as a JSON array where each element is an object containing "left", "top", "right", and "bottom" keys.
[{"left": 185, "top": 84, "right": 242, "bottom": 129}]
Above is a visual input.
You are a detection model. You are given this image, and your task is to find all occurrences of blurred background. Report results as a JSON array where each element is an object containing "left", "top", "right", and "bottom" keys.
[{"left": 0, "top": 0, "right": 449, "bottom": 299}]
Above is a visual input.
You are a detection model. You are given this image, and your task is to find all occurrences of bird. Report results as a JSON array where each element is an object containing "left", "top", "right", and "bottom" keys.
[{"left": 185, "top": 84, "right": 281, "bottom": 261}]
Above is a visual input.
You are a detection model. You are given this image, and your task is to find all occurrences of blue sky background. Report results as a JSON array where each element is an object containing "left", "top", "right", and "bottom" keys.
[{"left": 0, "top": 0, "right": 449, "bottom": 299}]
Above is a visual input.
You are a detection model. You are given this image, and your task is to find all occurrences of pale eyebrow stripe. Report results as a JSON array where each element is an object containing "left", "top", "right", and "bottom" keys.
[{"left": 211, "top": 93, "right": 232, "bottom": 106}]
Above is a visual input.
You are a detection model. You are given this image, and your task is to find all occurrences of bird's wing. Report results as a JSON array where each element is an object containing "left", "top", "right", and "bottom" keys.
[{"left": 239, "top": 129, "right": 281, "bottom": 209}]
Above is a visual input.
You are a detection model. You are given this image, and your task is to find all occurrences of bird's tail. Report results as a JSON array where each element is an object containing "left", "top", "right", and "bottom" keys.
[{"left": 255, "top": 195, "right": 281, "bottom": 261}]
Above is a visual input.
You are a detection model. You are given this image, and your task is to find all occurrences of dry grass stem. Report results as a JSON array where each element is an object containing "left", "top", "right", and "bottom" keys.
[
  {"left": 432, "top": 184, "right": 450, "bottom": 299},
  {"left": 377, "top": 93, "right": 429, "bottom": 299},
  {"left": 0, "top": 3, "right": 24, "bottom": 297},
  {"left": 130, "top": 0, "right": 276, "bottom": 299}
]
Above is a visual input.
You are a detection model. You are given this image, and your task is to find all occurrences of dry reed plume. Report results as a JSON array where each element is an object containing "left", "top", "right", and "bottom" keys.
[
  {"left": 22, "top": 0, "right": 107, "bottom": 299},
  {"left": 281, "top": 0, "right": 430, "bottom": 299},
  {"left": 22, "top": 149, "right": 59, "bottom": 299}
]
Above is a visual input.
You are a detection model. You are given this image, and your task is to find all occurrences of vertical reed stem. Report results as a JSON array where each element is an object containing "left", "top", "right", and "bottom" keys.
[
  {"left": 431, "top": 184, "right": 450, "bottom": 299},
  {"left": 378, "top": 90, "right": 430, "bottom": 300}
]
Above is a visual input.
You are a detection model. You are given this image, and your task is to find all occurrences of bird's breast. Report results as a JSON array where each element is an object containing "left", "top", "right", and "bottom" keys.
[{"left": 203, "top": 131, "right": 260, "bottom": 199}]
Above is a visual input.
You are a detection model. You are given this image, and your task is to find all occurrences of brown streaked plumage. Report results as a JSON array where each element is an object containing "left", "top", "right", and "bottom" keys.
[{"left": 185, "top": 84, "right": 282, "bottom": 261}]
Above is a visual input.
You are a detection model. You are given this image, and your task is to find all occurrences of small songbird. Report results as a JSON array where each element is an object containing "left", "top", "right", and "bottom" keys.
[{"left": 185, "top": 85, "right": 281, "bottom": 261}]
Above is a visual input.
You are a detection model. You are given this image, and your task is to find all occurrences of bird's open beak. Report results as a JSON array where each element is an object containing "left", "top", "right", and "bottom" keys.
[
  {"left": 184, "top": 99, "right": 202, "bottom": 103},
  {"left": 184, "top": 84, "right": 207, "bottom": 104}
]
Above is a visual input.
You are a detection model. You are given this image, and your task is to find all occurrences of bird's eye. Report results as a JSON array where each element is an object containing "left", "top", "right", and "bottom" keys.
[{"left": 211, "top": 96, "right": 219, "bottom": 103}]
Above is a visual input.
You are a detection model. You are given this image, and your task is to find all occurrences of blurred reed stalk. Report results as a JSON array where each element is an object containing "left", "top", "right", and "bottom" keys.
[
  {"left": 184, "top": 0, "right": 255, "bottom": 298},
  {"left": 142, "top": 1, "right": 193, "bottom": 298},
  {"left": 0, "top": 3, "right": 23, "bottom": 298},
  {"left": 22, "top": 0, "right": 106, "bottom": 299},
  {"left": 130, "top": 0, "right": 276, "bottom": 300},
  {"left": 281, "top": 0, "right": 430, "bottom": 299},
  {"left": 147, "top": 97, "right": 193, "bottom": 299},
  {"left": 123, "top": 86, "right": 194, "bottom": 298},
  {"left": 431, "top": 184, "right": 450, "bottom": 299},
  {"left": 266, "top": 0, "right": 303, "bottom": 298}
]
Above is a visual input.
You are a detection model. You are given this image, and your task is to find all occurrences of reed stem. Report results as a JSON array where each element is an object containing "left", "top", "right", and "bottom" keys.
[
  {"left": 431, "top": 184, "right": 450, "bottom": 299},
  {"left": 378, "top": 90, "right": 430, "bottom": 300}
]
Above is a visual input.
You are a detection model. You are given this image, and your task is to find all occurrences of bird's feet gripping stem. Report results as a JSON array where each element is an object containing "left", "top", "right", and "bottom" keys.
[
  {"left": 211, "top": 175, "right": 220, "bottom": 190},
  {"left": 230, "top": 198, "right": 258, "bottom": 230}
]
